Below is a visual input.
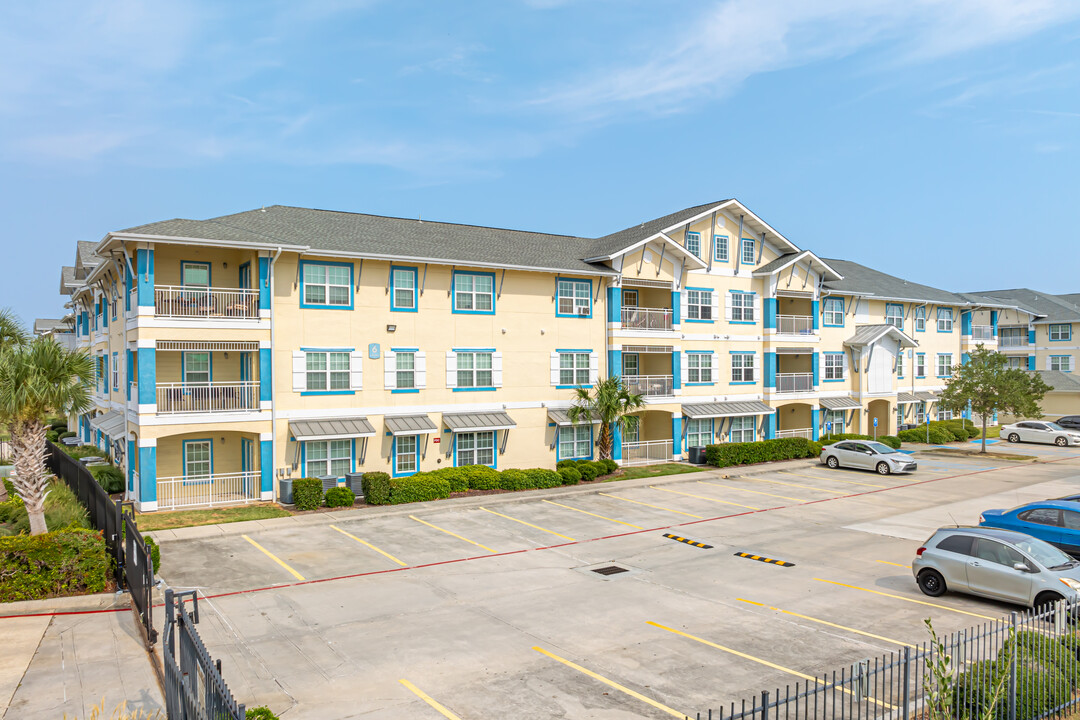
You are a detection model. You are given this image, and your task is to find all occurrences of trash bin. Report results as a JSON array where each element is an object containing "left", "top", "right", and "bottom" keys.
[
  {"left": 687, "top": 446, "right": 706, "bottom": 464},
  {"left": 318, "top": 475, "right": 340, "bottom": 492},
  {"left": 279, "top": 478, "right": 293, "bottom": 505},
  {"left": 345, "top": 472, "right": 364, "bottom": 499}
]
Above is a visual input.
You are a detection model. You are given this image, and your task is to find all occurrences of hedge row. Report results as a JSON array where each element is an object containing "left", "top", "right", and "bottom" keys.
[
  {"left": 0, "top": 529, "right": 110, "bottom": 602},
  {"left": 897, "top": 419, "right": 979, "bottom": 445},
  {"left": 705, "top": 438, "right": 822, "bottom": 468},
  {"left": 364, "top": 460, "right": 619, "bottom": 506},
  {"left": 820, "top": 434, "right": 902, "bottom": 450}
]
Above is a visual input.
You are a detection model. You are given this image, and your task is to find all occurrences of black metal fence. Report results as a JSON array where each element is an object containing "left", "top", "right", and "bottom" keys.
[
  {"left": 163, "top": 589, "right": 245, "bottom": 720},
  {"left": 700, "top": 601, "right": 1080, "bottom": 720},
  {"left": 122, "top": 502, "right": 158, "bottom": 646}
]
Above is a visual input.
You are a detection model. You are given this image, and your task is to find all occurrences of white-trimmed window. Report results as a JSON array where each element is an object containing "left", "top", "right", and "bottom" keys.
[
  {"left": 183, "top": 352, "right": 210, "bottom": 384},
  {"left": 112, "top": 353, "right": 119, "bottom": 390},
  {"left": 306, "top": 351, "right": 350, "bottom": 391},
  {"left": 454, "top": 273, "right": 494, "bottom": 313},
  {"left": 686, "top": 418, "right": 712, "bottom": 448},
  {"left": 184, "top": 440, "right": 212, "bottom": 479},
  {"left": 937, "top": 353, "right": 953, "bottom": 377},
  {"left": 729, "top": 416, "right": 755, "bottom": 443},
  {"left": 559, "top": 425, "right": 591, "bottom": 460},
  {"left": 1050, "top": 324, "right": 1072, "bottom": 341},
  {"left": 687, "top": 353, "right": 712, "bottom": 383},
  {"left": 395, "top": 435, "right": 417, "bottom": 474},
  {"left": 937, "top": 409, "right": 954, "bottom": 421},
  {"left": 685, "top": 232, "right": 701, "bottom": 257},
  {"left": 457, "top": 351, "right": 493, "bottom": 388},
  {"left": 391, "top": 267, "right": 417, "bottom": 310},
  {"left": 302, "top": 263, "right": 350, "bottom": 306},
  {"left": 897, "top": 351, "right": 905, "bottom": 377},
  {"left": 730, "top": 292, "right": 755, "bottom": 322},
  {"left": 559, "top": 352, "right": 590, "bottom": 386},
  {"left": 885, "top": 304, "right": 904, "bottom": 329},
  {"left": 396, "top": 351, "right": 416, "bottom": 389},
  {"left": 714, "top": 235, "right": 729, "bottom": 262},
  {"left": 306, "top": 439, "right": 352, "bottom": 477},
  {"left": 916, "top": 402, "right": 927, "bottom": 424},
  {"left": 687, "top": 289, "right": 713, "bottom": 321},
  {"left": 896, "top": 405, "right": 905, "bottom": 427},
  {"left": 457, "top": 431, "right": 495, "bottom": 467},
  {"left": 741, "top": 238, "right": 755, "bottom": 265},
  {"left": 823, "top": 353, "right": 845, "bottom": 380},
  {"left": 1005, "top": 356, "right": 1025, "bottom": 369},
  {"left": 937, "top": 307, "right": 953, "bottom": 332},
  {"left": 1051, "top": 356, "right": 1073, "bottom": 372},
  {"left": 823, "top": 298, "right": 844, "bottom": 326},
  {"left": 822, "top": 410, "right": 846, "bottom": 435},
  {"left": 915, "top": 306, "right": 927, "bottom": 332},
  {"left": 731, "top": 353, "right": 755, "bottom": 383},
  {"left": 182, "top": 262, "right": 210, "bottom": 287},
  {"left": 916, "top": 354, "right": 926, "bottom": 378},
  {"left": 557, "top": 279, "right": 591, "bottom": 316}
]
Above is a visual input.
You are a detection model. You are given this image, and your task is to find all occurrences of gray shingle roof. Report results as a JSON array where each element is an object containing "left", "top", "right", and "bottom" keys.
[
  {"left": 59, "top": 266, "right": 77, "bottom": 295},
  {"left": 844, "top": 324, "right": 917, "bottom": 348},
  {"left": 681, "top": 400, "right": 774, "bottom": 418},
  {"left": 1030, "top": 370, "right": 1080, "bottom": 393},
  {"left": 586, "top": 201, "right": 729, "bottom": 259},
  {"left": 289, "top": 417, "right": 376, "bottom": 440},
  {"left": 442, "top": 411, "right": 516, "bottom": 431},
  {"left": 33, "top": 318, "right": 69, "bottom": 334},
  {"left": 77, "top": 241, "right": 102, "bottom": 270},
  {"left": 753, "top": 253, "right": 801, "bottom": 275},
  {"left": 967, "top": 289, "right": 1080, "bottom": 323},
  {"left": 823, "top": 259, "right": 964, "bottom": 304}
]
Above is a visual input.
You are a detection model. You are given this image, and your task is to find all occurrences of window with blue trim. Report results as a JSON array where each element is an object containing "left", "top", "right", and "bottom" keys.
[
  {"left": 730, "top": 292, "right": 754, "bottom": 322},
  {"left": 823, "top": 353, "right": 844, "bottom": 381},
  {"left": 823, "top": 298, "right": 844, "bottom": 326},
  {"left": 1050, "top": 324, "right": 1072, "bottom": 341},
  {"left": 1051, "top": 356, "right": 1072, "bottom": 372},
  {"left": 457, "top": 351, "right": 493, "bottom": 388},
  {"left": 686, "top": 289, "right": 713, "bottom": 321},
  {"left": 687, "top": 353, "right": 712, "bottom": 383},
  {"left": 936, "top": 308, "right": 953, "bottom": 332},
  {"left": 885, "top": 303, "right": 904, "bottom": 329},
  {"left": 184, "top": 440, "right": 212, "bottom": 480},
  {"left": 559, "top": 425, "right": 591, "bottom": 460},
  {"left": 302, "top": 262, "right": 351, "bottom": 307},
  {"left": 396, "top": 351, "right": 416, "bottom": 389},
  {"left": 391, "top": 267, "right": 417, "bottom": 310},
  {"left": 395, "top": 435, "right": 418, "bottom": 474},
  {"left": 111, "top": 352, "right": 119, "bottom": 391},
  {"left": 916, "top": 353, "right": 926, "bottom": 378},
  {"left": 306, "top": 351, "right": 350, "bottom": 391},
  {"left": 822, "top": 410, "right": 846, "bottom": 435},
  {"left": 685, "top": 232, "right": 701, "bottom": 258},
  {"left": 306, "top": 439, "right": 352, "bottom": 477},
  {"left": 914, "top": 306, "right": 927, "bottom": 332},
  {"left": 714, "top": 235, "right": 729, "bottom": 262},
  {"left": 731, "top": 353, "right": 755, "bottom": 382},
  {"left": 729, "top": 416, "right": 755, "bottom": 442},
  {"left": 182, "top": 262, "right": 211, "bottom": 287},
  {"left": 897, "top": 351, "right": 905, "bottom": 378},
  {"left": 936, "top": 353, "right": 953, "bottom": 377},
  {"left": 685, "top": 418, "right": 712, "bottom": 447},
  {"left": 559, "top": 351, "right": 590, "bottom": 386},
  {"left": 453, "top": 272, "right": 494, "bottom": 313},
  {"left": 556, "top": 279, "right": 591, "bottom": 317},
  {"left": 741, "top": 238, "right": 755, "bottom": 265},
  {"left": 457, "top": 431, "right": 495, "bottom": 467},
  {"left": 183, "top": 352, "right": 210, "bottom": 384}
]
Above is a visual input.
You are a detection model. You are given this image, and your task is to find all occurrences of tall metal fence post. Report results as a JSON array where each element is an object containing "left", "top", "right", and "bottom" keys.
[
  {"left": 901, "top": 645, "right": 911, "bottom": 720},
  {"left": 760, "top": 690, "right": 769, "bottom": 720},
  {"left": 1009, "top": 611, "right": 1018, "bottom": 720}
]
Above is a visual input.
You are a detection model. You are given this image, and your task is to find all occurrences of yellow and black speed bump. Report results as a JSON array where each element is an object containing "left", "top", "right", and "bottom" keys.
[
  {"left": 734, "top": 551, "right": 795, "bottom": 567},
  {"left": 663, "top": 533, "right": 713, "bottom": 549}
]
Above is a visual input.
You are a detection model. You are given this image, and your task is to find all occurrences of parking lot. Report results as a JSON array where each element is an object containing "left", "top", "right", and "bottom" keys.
[{"left": 156, "top": 447, "right": 1080, "bottom": 719}]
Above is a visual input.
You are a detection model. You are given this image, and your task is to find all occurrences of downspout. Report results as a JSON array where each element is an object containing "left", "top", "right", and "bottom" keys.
[{"left": 269, "top": 247, "right": 283, "bottom": 491}]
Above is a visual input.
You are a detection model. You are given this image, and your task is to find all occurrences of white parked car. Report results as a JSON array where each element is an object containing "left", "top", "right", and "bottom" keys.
[{"left": 1001, "top": 420, "right": 1080, "bottom": 447}]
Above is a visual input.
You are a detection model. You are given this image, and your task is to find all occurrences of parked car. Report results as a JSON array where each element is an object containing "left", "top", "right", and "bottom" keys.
[
  {"left": 820, "top": 440, "right": 917, "bottom": 475},
  {"left": 979, "top": 501, "right": 1080, "bottom": 556},
  {"left": 1056, "top": 415, "right": 1080, "bottom": 431},
  {"left": 912, "top": 526, "right": 1080, "bottom": 609},
  {"left": 1000, "top": 420, "right": 1080, "bottom": 447}
]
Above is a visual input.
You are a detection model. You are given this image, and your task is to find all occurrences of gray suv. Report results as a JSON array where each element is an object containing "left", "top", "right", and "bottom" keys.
[{"left": 912, "top": 527, "right": 1080, "bottom": 609}]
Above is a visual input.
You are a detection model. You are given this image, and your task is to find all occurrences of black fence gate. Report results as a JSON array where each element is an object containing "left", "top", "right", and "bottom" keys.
[
  {"left": 163, "top": 589, "right": 245, "bottom": 720},
  {"left": 122, "top": 502, "right": 157, "bottom": 646}
]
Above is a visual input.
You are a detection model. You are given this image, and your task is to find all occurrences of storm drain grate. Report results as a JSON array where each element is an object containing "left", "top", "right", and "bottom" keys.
[{"left": 592, "top": 565, "right": 629, "bottom": 576}]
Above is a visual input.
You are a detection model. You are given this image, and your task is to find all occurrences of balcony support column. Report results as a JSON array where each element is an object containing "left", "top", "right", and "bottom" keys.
[
  {"left": 608, "top": 350, "right": 622, "bottom": 379},
  {"left": 258, "top": 255, "right": 272, "bottom": 314},
  {"left": 260, "top": 434, "right": 274, "bottom": 500},
  {"left": 259, "top": 348, "right": 273, "bottom": 403},
  {"left": 811, "top": 408, "right": 820, "bottom": 441},
  {"left": 611, "top": 423, "right": 622, "bottom": 462},
  {"left": 136, "top": 248, "right": 155, "bottom": 308},
  {"left": 671, "top": 415, "right": 682, "bottom": 460},
  {"left": 137, "top": 439, "right": 157, "bottom": 512},
  {"left": 990, "top": 310, "right": 998, "bottom": 338},
  {"left": 607, "top": 286, "right": 622, "bottom": 324},
  {"left": 960, "top": 310, "right": 972, "bottom": 337},
  {"left": 137, "top": 348, "right": 156, "bottom": 406},
  {"left": 812, "top": 352, "right": 820, "bottom": 388},
  {"left": 765, "top": 352, "right": 776, "bottom": 388},
  {"left": 811, "top": 300, "right": 819, "bottom": 330},
  {"left": 764, "top": 298, "right": 777, "bottom": 330},
  {"left": 763, "top": 413, "right": 775, "bottom": 440},
  {"left": 127, "top": 439, "right": 136, "bottom": 493},
  {"left": 671, "top": 351, "right": 681, "bottom": 390}
]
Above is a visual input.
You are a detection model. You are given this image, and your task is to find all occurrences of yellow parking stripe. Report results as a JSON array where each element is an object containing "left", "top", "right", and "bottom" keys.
[
  {"left": 241, "top": 535, "right": 306, "bottom": 581},
  {"left": 814, "top": 578, "right": 996, "bottom": 620},
  {"left": 739, "top": 475, "right": 836, "bottom": 494},
  {"left": 329, "top": 525, "right": 408, "bottom": 567},
  {"left": 698, "top": 480, "right": 805, "bottom": 502},
  {"left": 598, "top": 493, "right": 704, "bottom": 518},
  {"left": 479, "top": 507, "right": 576, "bottom": 542},
  {"left": 541, "top": 500, "right": 644, "bottom": 529},
  {"left": 409, "top": 515, "right": 497, "bottom": 554},
  {"left": 782, "top": 470, "right": 887, "bottom": 488},
  {"left": 650, "top": 485, "right": 760, "bottom": 510},
  {"left": 737, "top": 599, "right": 914, "bottom": 648},
  {"left": 647, "top": 622, "right": 895, "bottom": 709},
  {"left": 532, "top": 646, "right": 687, "bottom": 718},
  {"left": 875, "top": 559, "right": 912, "bottom": 569},
  {"left": 399, "top": 679, "right": 463, "bottom": 720}
]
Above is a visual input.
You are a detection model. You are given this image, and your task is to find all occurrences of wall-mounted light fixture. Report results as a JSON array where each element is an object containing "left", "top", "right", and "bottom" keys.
[{"left": 386, "top": 324, "right": 397, "bottom": 333}]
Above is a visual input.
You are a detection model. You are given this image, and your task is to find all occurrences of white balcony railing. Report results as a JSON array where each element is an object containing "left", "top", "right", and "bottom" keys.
[
  {"left": 999, "top": 334, "right": 1028, "bottom": 348},
  {"left": 971, "top": 325, "right": 995, "bottom": 340},
  {"left": 156, "top": 382, "right": 260, "bottom": 414},
  {"left": 776, "top": 428, "right": 814, "bottom": 440},
  {"left": 776, "top": 372, "right": 814, "bottom": 393},
  {"left": 621, "top": 306, "right": 673, "bottom": 331},
  {"left": 156, "top": 471, "right": 261, "bottom": 510},
  {"left": 623, "top": 374, "right": 674, "bottom": 397},
  {"left": 621, "top": 440, "right": 673, "bottom": 467},
  {"left": 776, "top": 315, "right": 814, "bottom": 335},
  {"left": 154, "top": 286, "right": 260, "bottom": 320}
]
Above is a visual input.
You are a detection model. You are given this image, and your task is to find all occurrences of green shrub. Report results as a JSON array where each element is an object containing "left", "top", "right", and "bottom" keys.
[
  {"left": 64, "top": 445, "right": 108, "bottom": 460},
  {"left": 898, "top": 427, "right": 954, "bottom": 445},
  {"left": 143, "top": 535, "right": 161, "bottom": 574},
  {"left": 50, "top": 422, "right": 68, "bottom": 432},
  {"left": 458, "top": 464, "right": 501, "bottom": 491},
  {"left": 0, "top": 458, "right": 10, "bottom": 466},
  {"left": 427, "top": 467, "right": 468, "bottom": 493},
  {"left": 556, "top": 459, "right": 578, "bottom": 470},
  {"left": 292, "top": 478, "right": 324, "bottom": 510},
  {"left": 524, "top": 468, "right": 562, "bottom": 489},
  {"left": 577, "top": 463, "right": 599, "bottom": 482},
  {"left": 89, "top": 464, "right": 125, "bottom": 494},
  {"left": 877, "top": 435, "right": 901, "bottom": 449},
  {"left": 599, "top": 459, "right": 618, "bottom": 474},
  {"left": 58, "top": 431, "right": 76, "bottom": 441},
  {"left": 387, "top": 474, "right": 451, "bottom": 504},
  {"left": 586, "top": 460, "right": 608, "bottom": 477},
  {"left": 324, "top": 487, "right": 356, "bottom": 508},
  {"left": 705, "top": 437, "right": 821, "bottom": 468},
  {"left": 819, "top": 433, "right": 874, "bottom": 445},
  {"left": 499, "top": 469, "right": 531, "bottom": 491},
  {"left": 246, "top": 708, "right": 280, "bottom": 720},
  {"left": 4, "top": 479, "right": 90, "bottom": 535},
  {"left": 46, "top": 430, "right": 58, "bottom": 443},
  {"left": 0, "top": 529, "right": 110, "bottom": 601},
  {"left": 558, "top": 467, "right": 582, "bottom": 485},
  {"left": 361, "top": 472, "right": 391, "bottom": 505}
]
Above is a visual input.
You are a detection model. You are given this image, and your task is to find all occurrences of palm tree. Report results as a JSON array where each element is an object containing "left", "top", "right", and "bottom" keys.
[
  {"left": 0, "top": 336, "right": 94, "bottom": 534},
  {"left": 568, "top": 376, "right": 645, "bottom": 460},
  {"left": 0, "top": 309, "right": 28, "bottom": 502}
]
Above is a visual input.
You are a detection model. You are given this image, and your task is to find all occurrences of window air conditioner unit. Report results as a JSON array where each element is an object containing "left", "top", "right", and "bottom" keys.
[{"left": 577, "top": 307, "right": 590, "bottom": 316}]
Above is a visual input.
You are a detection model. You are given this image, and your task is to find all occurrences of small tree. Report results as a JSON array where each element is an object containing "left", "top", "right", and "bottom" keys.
[
  {"left": 938, "top": 345, "right": 1052, "bottom": 453},
  {"left": 568, "top": 376, "right": 645, "bottom": 460},
  {"left": 0, "top": 308, "right": 28, "bottom": 502},
  {"left": 0, "top": 336, "right": 94, "bottom": 534}
]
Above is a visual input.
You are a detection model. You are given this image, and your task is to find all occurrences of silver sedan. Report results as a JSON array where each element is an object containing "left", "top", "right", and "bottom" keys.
[
  {"left": 820, "top": 440, "right": 917, "bottom": 475},
  {"left": 1001, "top": 420, "right": 1080, "bottom": 447}
]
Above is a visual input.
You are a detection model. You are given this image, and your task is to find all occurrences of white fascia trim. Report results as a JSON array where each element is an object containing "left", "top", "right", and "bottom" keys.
[
  {"left": 679, "top": 333, "right": 763, "bottom": 342},
  {"left": 137, "top": 438, "right": 157, "bottom": 448},
  {"left": 708, "top": 201, "right": 801, "bottom": 254},
  {"left": 764, "top": 333, "right": 821, "bottom": 343},
  {"left": 584, "top": 233, "right": 707, "bottom": 269},
  {"left": 294, "top": 432, "right": 378, "bottom": 441},
  {"left": 752, "top": 250, "right": 843, "bottom": 282},
  {"left": 279, "top": 401, "right": 549, "bottom": 420},
  {"left": 610, "top": 329, "right": 680, "bottom": 340},
  {"left": 104, "top": 232, "right": 299, "bottom": 253},
  {"left": 300, "top": 249, "right": 620, "bottom": 278},
  {"left": 139, "top": 411, "right": 272, "bottom": 426},
  {"left": 133, "top": 319, "right": 271, "bottom": 331},
  {"left": 259, "top": 432, "right": 273, "bottom": 441}
]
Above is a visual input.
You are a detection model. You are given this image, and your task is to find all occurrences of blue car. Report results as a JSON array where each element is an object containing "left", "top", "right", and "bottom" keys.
[{"left": 980, "top": 500, "right": 1080, "bottom": 557}]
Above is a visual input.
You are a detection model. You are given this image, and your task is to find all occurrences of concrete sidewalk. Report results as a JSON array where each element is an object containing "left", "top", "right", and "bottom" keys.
[{"left": 0, "top": 598, "right": 164, "bottom": 720}]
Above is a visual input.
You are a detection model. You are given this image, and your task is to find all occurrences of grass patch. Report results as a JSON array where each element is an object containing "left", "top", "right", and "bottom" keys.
[
  {"left": 607, "top": 463, "right": 708, "bottom": 481},
  {"left": 923, "top": 447, "right": 1036, "bottom": 462},
  {"left": 135, "top": 503, "right": 292, "bottom": 532},
  {"left": 979, "top": 425, "right": 1002, "bottom": 439}
]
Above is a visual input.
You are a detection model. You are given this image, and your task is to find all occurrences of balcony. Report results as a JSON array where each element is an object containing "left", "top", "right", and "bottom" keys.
[
  {"left": 623, "top": 375, "right": 674, "bottom": 397},
  {"left": 621, "top": 306, "right": 673, "bottom": 332},
  {"left": 776, "top": 373, "right": 814, "bottom": 394},
  {"left": 776, "top": 428, "right": 814, "bottom": 440},
  {"left": 776, "top": 315, "right": 814, "bottom": 335},
  {"left": 999, "top": 336, "right": 1028, "bottom": 348},
  {"left": 971, "top": 325, "right": 994, "bottom": 341},
  {"left": 156, "top": 382, "right": 260, "bottom": 415},
  {"left": 154, "top": 286, "right": 260, "bottom": 320},
  {"left": 621, "top": 440, "right": 673, "bottom": 466},
  {"left": 157, "top": 471, "right": 261, "bottom": 510}
]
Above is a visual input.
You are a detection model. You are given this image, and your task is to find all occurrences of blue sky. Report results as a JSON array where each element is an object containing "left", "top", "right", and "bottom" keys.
[{"left": 3, "top": 0, "right": 1080, "bottom": 325}]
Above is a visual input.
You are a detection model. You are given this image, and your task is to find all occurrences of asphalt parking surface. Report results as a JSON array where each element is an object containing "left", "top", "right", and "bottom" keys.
[{"left": 155, "top": 449, "right": 1080, "bottom": 719}]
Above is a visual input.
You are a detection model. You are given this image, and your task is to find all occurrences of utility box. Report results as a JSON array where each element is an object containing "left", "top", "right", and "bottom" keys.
[
  {"left": 318, "top": 475, "right": 340, "bottom": 492},
  {"left": 687, "top": 446, "right": 707, "bottom": 464},
  {"left": 279, "top": 478, "right": 293, "bottom": 505},
  {"left": 345, "top": 472, "right": 364, "bottom": 499}
]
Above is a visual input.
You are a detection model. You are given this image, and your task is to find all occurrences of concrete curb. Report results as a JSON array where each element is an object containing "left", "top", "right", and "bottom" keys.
[{"left": 0, "top": 591, "right": 130, "bottom": 617}]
